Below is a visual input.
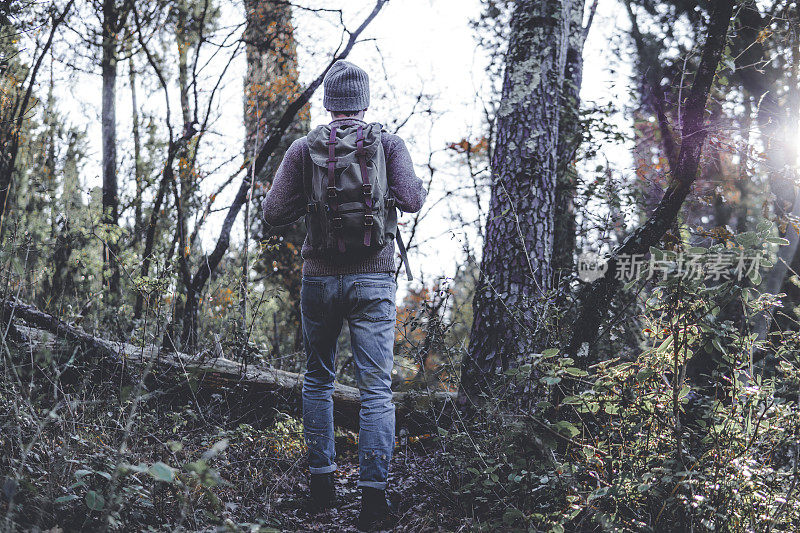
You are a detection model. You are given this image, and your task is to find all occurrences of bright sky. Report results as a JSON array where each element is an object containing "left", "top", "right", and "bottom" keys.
[{"left": 45, "top": 0, "right": 634, "bottom": 291}]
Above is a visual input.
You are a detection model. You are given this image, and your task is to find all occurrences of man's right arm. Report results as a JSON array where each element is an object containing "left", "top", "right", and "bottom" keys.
[{"left": 261, "top": 138, "right": 307, "bottom": 227}]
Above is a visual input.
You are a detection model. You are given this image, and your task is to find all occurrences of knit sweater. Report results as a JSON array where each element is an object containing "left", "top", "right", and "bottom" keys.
[{"left": 261, "top": 118, "right": 427, "bottom": 276}]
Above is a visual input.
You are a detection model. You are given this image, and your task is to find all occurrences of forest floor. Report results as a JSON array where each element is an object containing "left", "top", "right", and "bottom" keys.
[{"left": 269, "top": 438, "right": 465, "bottom": 532}]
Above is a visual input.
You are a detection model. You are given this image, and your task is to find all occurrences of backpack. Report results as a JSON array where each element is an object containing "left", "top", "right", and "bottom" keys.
[{"left": 304, "top": 122, "right": 412, "bottom": 280}]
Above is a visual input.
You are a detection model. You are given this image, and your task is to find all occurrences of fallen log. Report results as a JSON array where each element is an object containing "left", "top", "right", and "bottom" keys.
[{"left": 2, "top": 298, "right": 456, "bottom": 431}]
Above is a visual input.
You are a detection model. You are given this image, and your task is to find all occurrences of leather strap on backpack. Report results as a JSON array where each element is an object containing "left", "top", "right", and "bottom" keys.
[
  {"left": 355, "top": 125, "right": 373, "bottom": 247},
  {"left": 326, "top": 126, "right": 345, "bottom": 253}
]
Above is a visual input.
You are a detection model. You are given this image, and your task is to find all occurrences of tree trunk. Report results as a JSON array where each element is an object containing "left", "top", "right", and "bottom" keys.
[
  {"left": 459, "top": 0, "right": 571, "bottom": 403},
  {"left": 130, "top": 57, "right": 143, "bottom": 247},
  {"left": 101, "top": 0, "right": 120, "bottom": 298},
  {"left": 553, "top": 2, "right": 591, "bottom": 281},
  {"left": 133, "top": 143, "right": 176, "bottom": 319},
  {"left": 0, "top": 2, "right": 73, "bottom": 237}
]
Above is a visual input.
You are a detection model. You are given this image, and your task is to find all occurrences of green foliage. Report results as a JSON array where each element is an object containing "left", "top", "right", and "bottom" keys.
[{"left": 438, "top": 225, "right": 800, "bottom": 531}]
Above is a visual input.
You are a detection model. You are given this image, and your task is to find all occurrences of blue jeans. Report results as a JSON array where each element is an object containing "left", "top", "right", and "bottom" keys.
[{"left": 301, "top": 272, "right": 397, "bottom": 490}]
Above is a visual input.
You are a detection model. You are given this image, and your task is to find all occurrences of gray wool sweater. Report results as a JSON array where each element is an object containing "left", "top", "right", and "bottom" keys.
[{"left": 261, "top": 118, "right": 427, "bottom": 276}]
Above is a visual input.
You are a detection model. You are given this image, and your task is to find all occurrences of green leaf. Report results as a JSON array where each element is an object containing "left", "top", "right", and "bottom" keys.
[
  {"left": 54, "top": 495, "right": 80, "bottom": 504},
  {"left": 587, "top": 486, "right": 609, "bottom": 502},
  {"left": 167, "top": 440, "right": 183, "bottom": 453},
  {"left": 502, "top": 508, "right": 526, "bottom": 525},
  {"left": 542, "top": 348, "right": 559, "bottom": 357},
  {"left": 766, "top": 237, "right": 790, "bottom": 245},
  {"left": 85, "top": 490, "right": 105, "bottom": 511},
  {"left": 678, "top": 385, "right": 691, "bottom": 400},
  {"left": 202, "top": 438, "right": 229, "bottom": 460},
  {"left": 552, "top": 421, "right": 580, "bottom": 438},
  {"left": 149, "top": 462, "right": 175, "bottom": 483}
]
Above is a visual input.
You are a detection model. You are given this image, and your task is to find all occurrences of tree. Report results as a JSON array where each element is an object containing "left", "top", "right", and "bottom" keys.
[
  {"left": 552, "top": 1, "right": 597, "bottom": 280},
  {"left": 459, "top": 0, "right": 575, "bottom": 403},
  {"left": 99, "top": 0, "right": 132, "bottom": 299},
  {"left": 242, "top": 0, "right": 308, "bottom": 351}
]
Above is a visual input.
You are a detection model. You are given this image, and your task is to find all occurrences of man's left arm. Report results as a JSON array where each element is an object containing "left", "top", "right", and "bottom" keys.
[{"left": 382, "top": 133, "right": 427, "bottom": 213}]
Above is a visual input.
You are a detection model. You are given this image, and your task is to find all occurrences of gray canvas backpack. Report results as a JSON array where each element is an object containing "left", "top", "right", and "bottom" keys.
[{"left": 304, "top": 122, "right": 412, "bottom": 280}]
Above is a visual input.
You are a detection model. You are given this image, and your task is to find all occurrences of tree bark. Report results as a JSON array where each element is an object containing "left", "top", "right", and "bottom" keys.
[
  {"left": 459, "top": 0, "right": 571, "bottom": 403},
  {"left": 564, "top": 0, "right": 735, "bottom": 360}
]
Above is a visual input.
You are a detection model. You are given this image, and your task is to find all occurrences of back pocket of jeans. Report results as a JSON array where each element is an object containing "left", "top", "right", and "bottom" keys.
[
  {"left": 354, "top": 280, "right": 396, "bottom": 322},
  {"left": 301, "top": 279, "right": 326, "bottom": 320}
]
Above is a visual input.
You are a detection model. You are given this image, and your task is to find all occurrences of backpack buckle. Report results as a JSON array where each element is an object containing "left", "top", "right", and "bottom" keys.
[
  {"left": 326, "top": 186, "right": 337, "bottom": 199},
  {"left": 385, "top": 197, "right": 396, "bottom": 208},
  {"left": 331, "top": 216, "right": 343, "bottom": 229},
  {"left": 361, "top": 183, "right": 372, "bottom": 196},
  {"left": 363, "top": 214, "right": 374, "bottom": 226},
  {"left": 306, "top": 202, "right": 318, "bottom": 214}
]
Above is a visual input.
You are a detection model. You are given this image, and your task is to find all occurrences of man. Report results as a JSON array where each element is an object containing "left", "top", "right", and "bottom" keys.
[{"left": 261, "top": 60, "right": 426, "bottom": 531}]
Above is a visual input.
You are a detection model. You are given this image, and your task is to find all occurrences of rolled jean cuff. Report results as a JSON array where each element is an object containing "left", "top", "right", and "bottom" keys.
[
  {"left": 309, "top": 463, "right": 337, "bottom": 474},
  {"left": 358, "top": 480, "right": 386, "bottom": 490}
]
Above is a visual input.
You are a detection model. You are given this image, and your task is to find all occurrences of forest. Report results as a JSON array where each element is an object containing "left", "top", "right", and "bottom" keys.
[{"left": 1, "top": 0, "right": 800, "bottom": 531}]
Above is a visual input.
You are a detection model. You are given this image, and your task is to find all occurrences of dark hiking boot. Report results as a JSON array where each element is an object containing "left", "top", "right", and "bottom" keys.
[
  {"left": 357, "top": 487, "right": 397, "bottom": 531},
  {"left": 308, "top": 472, "right": 337, "bottom": 512}
]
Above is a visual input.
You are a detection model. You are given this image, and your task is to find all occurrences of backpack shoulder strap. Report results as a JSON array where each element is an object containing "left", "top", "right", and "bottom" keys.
[{"left": 301, "top": 136, "right": 317, "bottom": 215}]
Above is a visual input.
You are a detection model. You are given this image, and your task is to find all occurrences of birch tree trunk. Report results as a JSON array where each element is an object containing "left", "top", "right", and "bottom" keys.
[{"left": 459, "top": 0, "right": 571, "bottom": 403}]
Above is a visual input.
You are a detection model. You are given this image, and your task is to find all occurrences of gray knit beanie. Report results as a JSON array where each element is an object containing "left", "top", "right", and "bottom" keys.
[{"left": 323, "top": 60, "right": 370, "bottom": 112}]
